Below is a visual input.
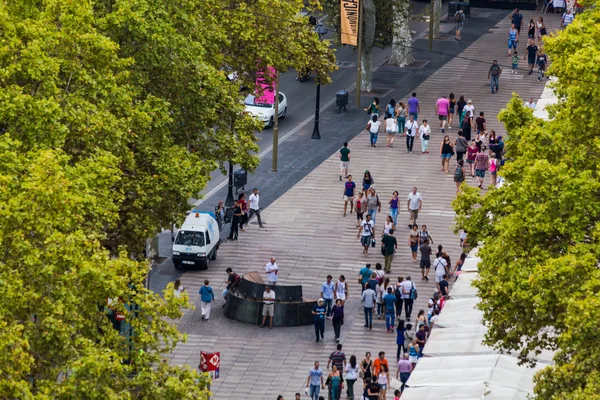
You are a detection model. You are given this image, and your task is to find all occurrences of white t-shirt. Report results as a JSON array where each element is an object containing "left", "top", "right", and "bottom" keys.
[
  {"left": 427, "top": 297, "right": 438, "bottom": 315},
  {"left": 418, "top": 124, "right": 431, "bottom": 139},
  {"left": 345, "top": 364, "right": 359, "bottom": 380},
  {"left": 368, "top": 120, "right": 381, "bottom": 133},
  {"left": 400, "top": 280, "right": 413, "bottom": 299},
  {"left": 405, "top": 120, "right": 418, "bottom": 137},
  {"left": 383, "top": 221, "right": 393, "bottom": 235},
  {"left": 249, "top": 193, "right": 260, "bottom": 210},
  {"left": 266, "top": 262, "right": 279, "bottom": 282},
  {"left": 407, "top": 192, "right": 423, "bottom": 210},
  {"left": 385, "top": 117, "right": 398, "bottom": 133},
  {"left": 465, "top": 104, "right": 475, "bottom": 118},
  {"left": 361, "top": 220, "right": 375, "bottom": 236},
  {"left": 524, "top": 101, "right": 536, "bottom": 109},
  {"left": 460, "top": 231, "right": 467, "bottom": 242},
  {"left": 434, "top": 257, "right": 447, "bottom": 276},
  {"left": 174, "top": 286, "right": 185, "bottom": 298},
  {"left": 263, "top": 290, "right": 275, "bottom": 304}
]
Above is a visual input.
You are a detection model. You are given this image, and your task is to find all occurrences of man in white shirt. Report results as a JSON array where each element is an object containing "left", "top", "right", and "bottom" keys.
[
  {"left": 524, "top": 97, "right": 537, "bottom": 109},
  {"left": 247, "top": 188, "right": 264, "bottom": 228},
  {"left": 401, "top": 276, "right": 416, "bottom": 320},
  {"left": 407, "top": 187, "right": 423, "bottom": 228},
  {"left": 357, "top": 214, "right": 375, "bottom": 255},
  {"left": 433, "top": 255, "right": 448, "bottom": 283},
  {"left": 265, "top": 257, "right": 279, "bottom": 285},
  {"left": 404, "top": 115, "right": 418, "bottom": 154},
  {"left": 260, "top": 286, "right": 276, "bottom": 328}
]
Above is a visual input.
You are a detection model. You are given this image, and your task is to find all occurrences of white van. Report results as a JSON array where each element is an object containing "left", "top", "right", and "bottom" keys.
[{"left": 172, "top": 210, "right": 220, "bottom": 269}]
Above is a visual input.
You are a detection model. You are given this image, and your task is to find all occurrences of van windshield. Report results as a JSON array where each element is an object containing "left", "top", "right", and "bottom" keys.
[{"left": 175, "top": 231, "right": 205, "bottom": 246}]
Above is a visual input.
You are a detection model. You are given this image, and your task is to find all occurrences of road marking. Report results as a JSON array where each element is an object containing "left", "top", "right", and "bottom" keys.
[{"left": 193, "top": 24, "right": 438, "bottom": 207}]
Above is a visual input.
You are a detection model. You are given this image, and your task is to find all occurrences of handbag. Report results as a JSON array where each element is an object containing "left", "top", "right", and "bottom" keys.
[
  {"left": 371, "top": 237, "right": 376, "bottom": 247},
  {"left": 381, "top": 245, "right": 387, "bottom": 256},
  {"left": 541, "top": 27, "right": 547, "bottom": 35},
  {"left": 390, "top": 378, "right": 402, "bottom": 390}
]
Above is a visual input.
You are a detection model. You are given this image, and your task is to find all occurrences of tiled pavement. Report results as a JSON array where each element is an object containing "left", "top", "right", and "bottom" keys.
[{"left": 168, "top": 10, "right": 562, "bottom": 400}]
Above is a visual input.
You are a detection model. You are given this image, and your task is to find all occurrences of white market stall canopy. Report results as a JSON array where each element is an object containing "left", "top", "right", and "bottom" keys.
[
  {"left": 533, "top": 79, "right": 558, "bottom": 121},
  {"left": 402, "top": 355, "right": 550, "bottom": 400},
  {"left": 423, "top": 326, "right": 494, "bottom": 357},
  {"left": 449, "top": 271, "right": 479, "bottom": 299},
  {"left": 462, "top": 257, "right": 481, "bottom": 272},
  {"left": 434, "top": 297, "right": 482, "bottom": 328}
]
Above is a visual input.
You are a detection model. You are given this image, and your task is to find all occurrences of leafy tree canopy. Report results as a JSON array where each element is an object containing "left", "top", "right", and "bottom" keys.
[{"left": 453, "top": 1, "right": 600, "bottom": 398}]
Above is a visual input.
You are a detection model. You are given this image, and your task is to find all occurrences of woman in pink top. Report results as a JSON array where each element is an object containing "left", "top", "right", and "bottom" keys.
[{"left": 489, "top": 153, "right": 499, "bottom": 188}]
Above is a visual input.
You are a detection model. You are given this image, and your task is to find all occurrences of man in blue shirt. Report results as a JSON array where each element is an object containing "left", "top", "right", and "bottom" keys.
[
  {"left": 383, "top": 287, "right": 397, "bottom": 332},
  {"left": 407, "top": 92, "right": 419, "bottom": 120},
  {"left": 312, "top": 299, "right": 327, "bottom": 342},
  {"left": 358, "top": 263, "right": 372, "bottom": 293},
  {"left": 305, "top": 361, "right": 324, "bottom": 400},
  {"left": 511, "top": 8, "right": 523, "bottom": 37},
  {"left": 199, "top": 279, "right": 215, "bottom": 321},
  {"left": 320, "top": 275, "right": 335, "bottom": 317}
]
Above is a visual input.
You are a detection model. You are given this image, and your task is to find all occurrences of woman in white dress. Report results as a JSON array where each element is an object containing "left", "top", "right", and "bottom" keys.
[
  {"left": 382, "top": 215, "right": 394, "bottom": 236},
  {"left": 334, "top": 275, "right": 348, "bottom": 305},
  {"left": 418, "top": 119, "right": 431, "bottom": 154}
]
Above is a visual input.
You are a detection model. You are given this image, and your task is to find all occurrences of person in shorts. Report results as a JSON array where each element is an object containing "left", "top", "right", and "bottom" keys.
[
  {"left": 343, "top": 175, "right": 356, "bottom": 217},
  {"left": 339, "top": 142, "right": 350, "bottom": 181},
  {"left": 475, "top": 146, "right": 490, "bottom": 189},
  {"left": 436, "top": 95, "right": 450, "bottom": 133},
  {"left": 406, "top": 187, "right": 422, "bottom": 228},
  {"left": 419, "top": 238, "right": 432, "bottom": 281},
  {"left": 454, "top": 8, "right": 465, "bottom": 41},
  {"left": 260, "top": 286, "right": 276, "bottom": 328}
]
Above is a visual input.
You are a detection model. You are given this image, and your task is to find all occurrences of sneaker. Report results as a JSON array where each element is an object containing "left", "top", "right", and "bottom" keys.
[
  {"left": 441, "top": 128, "right": 445, "bottom": 133},
  {"left": 336, "top": 338, "right": 340, "bottom": 343},
  {"left": 369, "top": 325, "right": 373, "bottom": 330}
]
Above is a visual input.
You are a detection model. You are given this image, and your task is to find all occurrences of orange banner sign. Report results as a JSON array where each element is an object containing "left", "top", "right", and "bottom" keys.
[{"left": 340, "top": 0, "right": 360, "bottom": 46}]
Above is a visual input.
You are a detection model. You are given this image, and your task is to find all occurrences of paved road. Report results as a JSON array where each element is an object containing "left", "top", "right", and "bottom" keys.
[{"left": 163, "top": 8, "right": 563, "bottom": 400}]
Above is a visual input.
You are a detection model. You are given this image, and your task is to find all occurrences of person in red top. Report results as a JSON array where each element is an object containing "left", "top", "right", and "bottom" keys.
[
  {"left": 238, "top": 193, "right": 248, "bottom": 231},
  {"left": 371, "top": 351, "right": 389, "bottom": 377}
]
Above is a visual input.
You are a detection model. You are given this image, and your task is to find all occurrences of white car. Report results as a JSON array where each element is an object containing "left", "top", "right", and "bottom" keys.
[{"left": 244, "top": 93, "right": 287, "bottom": 128}]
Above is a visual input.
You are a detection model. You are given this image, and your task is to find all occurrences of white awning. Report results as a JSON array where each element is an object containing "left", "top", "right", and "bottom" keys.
[
  {"left": 434, "top": 297, "right": 482, "bottom": 328},
  {"left": 449, "top": 271, "right": 478, "bottom": 299}
]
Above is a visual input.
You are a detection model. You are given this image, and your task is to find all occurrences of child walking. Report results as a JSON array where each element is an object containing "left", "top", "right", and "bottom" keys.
[{"left": 511, "top": 51, "right": 519, "bottom": 74}]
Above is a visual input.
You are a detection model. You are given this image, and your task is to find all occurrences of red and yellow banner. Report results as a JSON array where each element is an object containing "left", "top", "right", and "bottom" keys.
[{"left": 340, "top": 0, "right": 360, "bottom": 46}]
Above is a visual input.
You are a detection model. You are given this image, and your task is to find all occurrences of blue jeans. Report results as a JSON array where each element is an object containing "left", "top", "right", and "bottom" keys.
[
  {"left": 364, "top": 307, "right": 373, "bottom": 327},
  {"left": 490, "top": 76, "right": 499, "bottom": 93},
  {"left": 314, "top": 320, "right": 325, "bottom": 341},
  {"left": 385, "top": 309, "right": 395, "bottom": 330},
  {"left": 370, "top": 132, "right": 378, "bottom": 146},
  {"left": 390, "top": 208, "right": 398, "bottom": 226},
  {"left": 368, "top": 209, "right": 377, "bottom": 225},
  {"left": 310, "top": 384, "right": 321, "bottom": 400},
  {"left": 377, "top": 303, "right": 383, "bottom": 317},
  {"left": 324, "top": 298, "right": 333, "bottom": 317}
]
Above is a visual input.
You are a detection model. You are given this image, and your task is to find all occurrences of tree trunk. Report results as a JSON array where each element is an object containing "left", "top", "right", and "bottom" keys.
[
  {"left": 433, "top": 0, "right": 442, "bottom": 39},
  {"left": 360, "top": 0, "right": 376, "bottom": 93},
  {"left": 390, "top": 0, "right": 414, "bottom": 67}
]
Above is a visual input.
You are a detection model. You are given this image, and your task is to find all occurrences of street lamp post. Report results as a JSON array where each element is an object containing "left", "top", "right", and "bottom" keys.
[
  {"left": 311, "top": 24, "right": 328, "bottom": 140},
  {"left": 225, "top": 161, "right": 234, "bottom": 207}
]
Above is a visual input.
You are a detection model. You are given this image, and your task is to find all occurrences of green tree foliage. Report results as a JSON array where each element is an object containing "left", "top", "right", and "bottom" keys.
[
  {"left": 453, "top": 2, "right": 600, "bottom": 398},
  {"left": 0, "top": 137, "right": 209, "bottom": 398}
]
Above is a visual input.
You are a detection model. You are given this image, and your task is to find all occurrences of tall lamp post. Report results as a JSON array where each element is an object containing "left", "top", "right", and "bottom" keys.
[
  {"left": 311, "top": 24, "right": 328, "bottom": 140},
  {"left": 225, "top": 161, "right": 234, "bottom": 207}
]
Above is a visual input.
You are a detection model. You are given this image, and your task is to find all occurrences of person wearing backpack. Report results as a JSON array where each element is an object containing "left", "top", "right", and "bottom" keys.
[
  {"left": 454, "top": 7, "right": 466, "bottom": 41},
  {"left": 400, "top": 276, "right": 416, "bottom": 321},
  {"left": 358, "top": 214, "right": 375, "bottom": 255},
  {"left": 222, "top": 267, "right": 241, "bottom": 303},
  {"left": 454, "top": 160, "right": 466, "bottom": 195}
]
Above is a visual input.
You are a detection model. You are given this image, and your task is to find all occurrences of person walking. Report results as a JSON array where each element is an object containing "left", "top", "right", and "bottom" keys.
[
  {"left": 366, "top": 188, "right": 381, "bottom": 225},
  {"left": 408, "top": 225, "right": 420, "bottom": 263},
  {"left": 343, "top": 175, "right": 356, "bottom": 217},
  {"left": 488, "top": 60, "right": 502, "bottom": 94},
  {"left": 345, "top": 355, "right": 359, "bottom": 400},
  {"left": 334, "top": 275, "right": 348, "bottom": 305},
  {"left": 419, "top": 238, "right": 432, "bottom": 281},
  {"left": 454, "top": 7, "right": 466, "bottom": 41},
  {"left": 383, "top": 287, "right": 397, "bottom": 332},
  {"left": 527, "top": 18, "right": 535, "bottom": 41},
  {"left": 536, "top": 16, "right": 546, "bottom": 45},
  {"left": 475, "top": 146, "right": 490, "bottom": 189},
  {"left": 395, "top": 101, "right": 407, "bottom": 137},
  {"left": 362, "top": 170, "right": 374, "bottom": 192},
  {"left": 433, "top": 254, "right": 449, "bottom": 283},
  {"left": 436, "top": 95, "right": 450, "bottom": 133},
  {"left": 330, "top": 299, "right": 344, "bottom": 343},
  {"left": 321, "top": 275, "right": 336, "bottom": 317},
  {"left": 365, "top": 97, "right": 381, "bottom": 116},
  {"left": 456, "top": 95, "right": 467, "bottom": 128},
  {"left": 260, "top": 285, "right": 276, "bottom": 328},
  {"left": 536, "top": 48, "right": 548, "bottom": 81},
  {"left": 214, "top": 200, "right": 225, "bottom": 234},
  {"left": 511, "top": 8, "right": 523, "bottom": 37},
  {"left": 312, "top": 298, "right": 327, "bottom": 342},
  {"left": 248, "top": 188, "right": 264, "bottom": 228},
  {"left": 489, "top": 151, "right": 499, "bottom": 188},
  {"left": 525, "top": 38, "right": 538, "bottom": 75},
  {"left": 328, "top": 343, "right": 348, "bottom": 372},
  {"left": 561, "top": 9, "right": 574, "bottom": 28},
  {"left": 306, "top": 361, "right": 325, "bottom": 400},
  {"left": 381, "top": 229, "right": 397, "bottom": 273},
  {"left": 358, "top": 263, "right": 372, "bottom": 292},
  {"left": 408, "top": 339, "right": 419, "bottom": 370},
  {"left": 199, "top": 279, "right": 214, "bottom": 321},
  {"left": 355, "top": 192, "right": 365, "bottom": 228},
  {"left": 366, "top": 115, "right": 381, "bottom": 147},
  {"left": 404, "top": 115, "right": 418, "bottom": 154},
  {"left": 325, "top": 365, "right": 344, "bottom": 400},
  {"left": 394, "top": 277, "right": 404, "bottom": 319},
  {"left": 174, "top": 279, "right": 185, "bottom": 299},
  {"left": 238, "top": 193, "right": 248, "bottom": 231},
  {"left": 418, "top": 119, "right": 431, "bottom": 154},
  {"left": 512, "top": 50, "right": 520, "bottom": 74},
  {"left": 406, "top": 187, "right": 422, "bottom": 229},
  {"left": 508, "top": 23, "right": 519, "bottom": 56},
  {"left": 228, "top": 199, "right": 241, "bottom": 240},
  {"left": 377, "top": 364, "right": 390, "bottom": 400},
  {"left": 419, "top": 224, "right": 433, "bottom": 246},
  {"left": 454, "top": 160, "right": 466, "bottom": 195},
  {"left": 265, "top": 257, "right": 279, "bottom": 286},
  {"left": 455, "top": 130, "right": 468, "bottom": 161},
  {"left": 382, "top": 215, "right": 394, "bottom": 236},
  {"left": 361, "top": 352, "right": 374, "bottom": 382},
  {"left": 339, "top": 142, "right": 351, "bottom": 181},
  {"left": 440, "top": 135, "right": 454, "bottom": 174},
  {"left": 396, "top": 320, "right": 406, "bottom": 358},
  {"left": 401, "top": 276, "right": 416, "bottom": 320},
  {"left": 388, "top": 191, "right": 400, "bottom": 226},
  {"left": 385, "top": 112, "right": 398, "bottom": 148},
  {"left": 361, "top": 285, "right": 376, "bottom": 329},
  {"left": 475, "top": 112, "right": 487, "bottom": 136},
  {"left": 396, "top": 353, "right": 412, "bottom": 392},
  {"left": 448, "top": 93, "right": 456, "bottom": 128},
  {"left": 407, "top": 92, "right": 419, "bottom": 120}
]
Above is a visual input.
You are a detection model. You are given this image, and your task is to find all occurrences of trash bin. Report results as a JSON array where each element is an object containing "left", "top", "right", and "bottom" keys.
[
  {"left": 448, "top": 1, "right": 471, "bottom": 21},
  {"left": 233, "top": 168, "right": 247, "bottom": 192},
  {"left": 336, "top": 90, "right": 348, "bottom": 112}
]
